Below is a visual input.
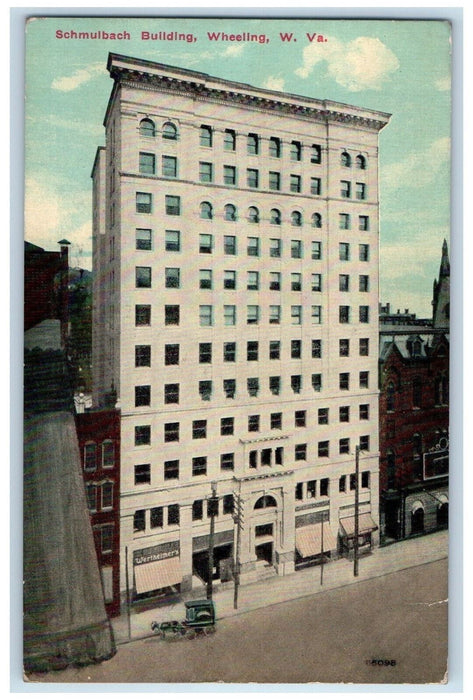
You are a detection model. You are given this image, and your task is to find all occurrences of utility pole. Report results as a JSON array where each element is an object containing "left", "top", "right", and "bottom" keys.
[
  {"left": 207, "top": 482, "right": 218, "bottom": 601},
  {"left": 354, "top": 445, "right": 360, "bottom": 577},
  {"left": 320, "top": 512, "right": 325, "bottom": 586},
  {"left": 233, "top": 490, "right": 243, "bottom": 609}
]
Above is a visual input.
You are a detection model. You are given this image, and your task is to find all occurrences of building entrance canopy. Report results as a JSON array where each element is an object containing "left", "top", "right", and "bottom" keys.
[
  {"left": 339, "top": 513, "right": 378, "bottom": 537},
  {"left": 134, "top": 556, "right": 181, "bottom": 594},
  {"left": 295, "top": 522, "right": 337, "bottom": 557}
]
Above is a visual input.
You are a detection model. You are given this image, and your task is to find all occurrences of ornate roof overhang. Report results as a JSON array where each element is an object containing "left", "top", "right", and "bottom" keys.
[{"left": 104, "top": 55, "right": 391, "bottom": 132}]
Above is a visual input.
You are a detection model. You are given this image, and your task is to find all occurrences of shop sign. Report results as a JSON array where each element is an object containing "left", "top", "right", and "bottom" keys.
[{"left": 133, "top": 540, "right": 180, "bottom": 565}]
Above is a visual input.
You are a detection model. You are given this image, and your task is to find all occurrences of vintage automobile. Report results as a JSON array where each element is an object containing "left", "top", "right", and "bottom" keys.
[{"left": 151, "top": 599, "right": 216, "bottom": 640}]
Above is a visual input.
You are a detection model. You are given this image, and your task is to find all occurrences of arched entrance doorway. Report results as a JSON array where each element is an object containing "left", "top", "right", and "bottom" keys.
[
  {"left": 411, "top": 501, "right": 425, "bottom": 535},
  {"left": 253, "top": 495, "right": 277, "bottom": 566}
]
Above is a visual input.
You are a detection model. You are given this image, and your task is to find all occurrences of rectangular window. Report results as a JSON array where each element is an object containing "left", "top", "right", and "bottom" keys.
[
  {"left": 223, "top": 165, "right": 237, "bottom": 186},
  {"left": 290, "top": 174, "right": 302, "bottom": 193},
  {"left": 224, "top": 129, "right": 236, "bottom": 151},
  {"left": 269, "top": 137, "right": 281, "bottom": 158},
  {"left": 356, "top": 182, "right": 367, "bottom": 200},
  {"left": 270, "top": 238, "right": 282, "bottom": 258},
  {"left": 318, "top": 407, "right": 329, "bottom": 425},
  {"left": 192, "top": 456, "right": 207, "bottom": 477},
  {"left": 221, "top": 453, "right": 235, "bottom": 471},
  {"left": 135, "top": 385, "right": 150, "bottom": 407},
  {"left": 269, "top": 272, "right": 281, "bottom": 290},
  {"left": 307, "top": 480, "right": 316, "bottom": 499},
  {"left": 164, "top": 383, "right": 179, "bottom": 404},
  {"left": 247, "top": 305, "right": 259, "bottom": 324},
  {"left": 291, "top": 273, "right": 302, "bottom": 291},
  {"left": 192, "top": 420, "right": 207, "bottom": 439},
  {"left": 275, "top": 447, "right": 284, "bottom": 466},
  {"left": 269, "top": 340, "right": 280, "bottom": 359},
  {"left": 164, "top": 422, "right": 180, "bottom": 442},
  {"left": 165, "top": 195, "right": 180, "bottom": 216},
  {"left": 134, "top": 510, "right": 146, "bottom": 532},
  {"left": 311, "top": 273, "right": 322, "bottom": 292},
  {"left": 136, "top": 266, "right": 151, "bottom": 288},
  {"left": 136, "top": 192, "right": 152, "bottom": 213},
  {"left": 290, "top": 140, "right": 302, "bottom": 161},
  {"left": 164, "top": 305, "right": 179, "bottom": 325},
  {"left": 311, "top": 144, "right": 322, "bottom": 163},
  {"left": 339, "top": 338, "right": 350, "bottom": 357},
  {"left": 269, "top": 305, "right": 281, "bottom": 324},
  {"left": 311, "top": 305, "right": 322, "bottom": 324},
  {"left": 134, "top": 463, "right": 151, "bottom": 485},
  {"left": 291, "top": 240, "right": 302, "bottom": 258},
  {"left": 247, "top": 133, "right": 259, "bottom": 155},
  {"left": 221, "top": 417, "right": 234, "bottom": 436},
  {"left": 360, "top": 371, "right": 369, "bottom": 388},
  {"left": 269, "top": 376, "right": 281, "bottom": 395},
  {"left": 269, "top": 171, "right": 281, "bottom": 191},
  {"left": 84, "top": 443, "right": 96, "bottom": 472},
  {"left": 312, "top": 339, "right": 322, "bottom": 358},
  {"left": 247, "top": 168, "right": 259, "bottom": 188},
  {"left": 223, "top": 378, "right": 236, "bottom": 398},
  {"left": 162, "top": 156, "right": 177, "bottom": 178},
  {"left": 295, "top": 483, "right": 303, "bottom": 501},
  {"left": 295, "top": 444, "right": 307, "bottom": 461},
  {"left": 359, "top": 244, "right": 370, "bottom": 261},
  {"left": 164, "top": 460, "right": 179, "bottom": 480},
  {"left": 135, "top": 425, "right": 150, "bottom": 446},
  {"left": 291, "top": 375, "right": 302, "bottom": 394},
  {"left": 360, "top": 435, "right": 370, "bottom": 451},
  {"left": 199, "top": 342, "right": 212, "bottom": 364},
  {"left": 247, "top": 237, "right": 260, "bottom": 256},
  {"left": 199, "top": 269, "right": 212, "bottom": 290},
  {"left": 199, "top": 161, "right": 213, "bottom": 183},
  {"left": 199, "top": 380, "right": 212, "bottom": 401},
  {"left": 224, "top": 235, "right": 237, "bottom": 255},
  {"left": 165, "top": 230, "right": 180, "bottom": 251},
  {"left": 362, "top": 471, "right": 370, "bottom": 488},
  {"left": 340, "top": 372, "right": 350, "bottom": 390},
  {"left": 135, "top": 345, "right": 151, "bottom": 367},
  {"left": 318, "top": 441, "right": 329, "bottom": 458},
  {"left": 339, "top": 306, "right": 350, "bottom": 323},
  {"left": 312, "top": 373, "right": 322, "bottom": 392},
  {"left": 339, "top": 438, "right": 350, "bottom": 454},
  {"left": 295, "top": 410, "right": 306, "bottom": 427},
  {"left": 311, "top": 177, "right": 322, "bottom": 195},
  {"left": 339, "top": 406, "right": 350, "bottom": 422},
  {"left": 165, "top": 344, "right": 179, "bottom": 365},
  {"left": 339, "top": 243, "right": 350, "bottom": 261},
  {"left": 261, "top": 449, "right": 272, "bottom": 467},
  {"left": 320, "top": 479, "right": 329, "bottom": 497},
  {"left": 199, "top": 305, "right": 213, "bottom": 326},
  {"left": 136, "top": 228, "right": 152, "bottom": 250},
  {"left": 247, "top": 271, "right": 259, "bottom": 290},
  {"left": 312, "top": 241, "right": 322, "bottom": 260},
  {"left": 192, "top": 499, "right": 204, "bottom": 521},
  {"left": 139, "top": 152, "right": 155, "bottom": 174},
  {"left": 291, "top": 306, "right": 302, "bottom": 325},
  {"left": 200, "top": 125, "right": 212, "bottom": 147},
  {"left": 359, "top": 404, "right": 370, "bottom": 420},
  {"left": 339, "top": 274, "right": 350, "bottom": 292},
  {"left": 271, "top": 412, "right": 282, "bottom": 430},
  {"left": 248, "top": 414, "right": 260, "bottom": 432},
  {"left": 247, "top": 340, "right": 259, "bottom": 361},
  {"left": 247, "top": 377, "right": 259, "bottom": 397},
  {"left": 199, "top": 233, "right": 213, "bottom": 254},
  {"left": 224, "top": 305, "right": 236, "bottom": 326},
  {"left": 223, "top": 342, "right": 236, "bottom": 362},
  {"left": 339, "top": 213, "right": 350, "bottom": 230},
  {"left": 150, "top": 507, "right": 163, "bottom": 529},
  {"left": 339, "top": 475, "right": 346, "bottom": 493},
  {"left": 168, "top": 504, "right": 180, "bottom": 526},
  {"left": 341, "top": 180, "right": 351, "bottom": 198},
  {"left": 165, "top": 267, "right": 180, "bottom": 288},
  {"left": 359, "top": 305, "right": 370, "bottom": 323},
  {"left": 359, "top": 338, "right": 369, "bottom": 356},
  {"left": 291, "top": 339, "right": 302, "bottom": 359},
  {"left": 359, "top": 215, "right": 370, "bottom": 231}
]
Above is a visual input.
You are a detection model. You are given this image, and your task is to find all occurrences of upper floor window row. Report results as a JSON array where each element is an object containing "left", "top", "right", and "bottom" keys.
[
  {"left": 199, "top": 201, "right": 323, "bottom": 226},
  {"left": 136, "top": 193, "right": 181, "bottom": 215},
  {"left": 139, "top": 118, "right": 179, "bottom": 140}
]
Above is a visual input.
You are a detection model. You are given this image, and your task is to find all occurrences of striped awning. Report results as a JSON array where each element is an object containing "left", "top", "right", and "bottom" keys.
[
  {"left": 295, "top": 522, "right": 338, "bottom": 558},
  {"left": 134, "top": 556, "right": 181, "bottom": 594},
  {"left": 339, "top": 513, "right": 378, "bottom": 537}
]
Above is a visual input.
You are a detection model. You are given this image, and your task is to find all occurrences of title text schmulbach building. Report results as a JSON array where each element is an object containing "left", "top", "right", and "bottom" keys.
[{"left": 92, "top": 52, "right": 390, "bottom": 604}]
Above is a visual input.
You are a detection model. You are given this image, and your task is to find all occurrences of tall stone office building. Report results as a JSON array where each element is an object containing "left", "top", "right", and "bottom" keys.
[{"left": 92, "top": 53, "right": 390, "bottom": 604}]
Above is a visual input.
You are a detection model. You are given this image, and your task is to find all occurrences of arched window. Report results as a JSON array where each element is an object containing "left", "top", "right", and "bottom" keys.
[
  {"left": 139, "top": 118, "right": 155, "bottom": 137},
  {"left": 162, "top": 121, "right": 178, "bottom": 140},
  {"left": 341, "top": 151, "right": 351, "bottom": 167},
  {"left": 386, "top": 382, "right": 395, "bottom": 412},
  {"left": 102, "top": 440, "right": 115, "bottom": 468},
  {"left": 248, "top": 206, "right": 259, "bottom": 223},
  {"left": 312, "top": 212, "right": 322, "bottom": 228},
  {"left": 224, "top": 204, "right": 237, "bottom": 222},
  {"left": 291, "top": 211, "right": 302, "bottom": 227},
  {"left": 200, "top": 201, "right": 213, "bottom": 220},
  {"left": 356, "top": 154, "right": 367, "bottom": 169},
  {"left": 270, "top": 208, "right": 281, "bottom": 225},
  {"left": 84, "top": 442, "right": 97, "bottom": 471},
  {"left": 254, "top": 495, "right": 277, "bottom": 509}
]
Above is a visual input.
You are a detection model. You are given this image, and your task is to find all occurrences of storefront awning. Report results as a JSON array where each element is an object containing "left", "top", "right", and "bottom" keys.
[
  {"left": 295, "top": 522, "right": 338, "bottom": 558},
  {"left": 339, "top": 513, "right": 378, "bottom": 537},
  {"left": 134, "top": 556, "right": 181, "bottom": 594}
]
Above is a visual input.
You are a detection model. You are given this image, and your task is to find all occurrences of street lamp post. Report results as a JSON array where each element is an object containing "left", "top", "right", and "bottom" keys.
[{"left": 207, "top": 482, "right": 218, "bottom": 601}]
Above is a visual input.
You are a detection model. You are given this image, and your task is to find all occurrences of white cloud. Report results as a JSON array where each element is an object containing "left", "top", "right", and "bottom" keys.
[
  {"left": 381, "top": 137, "right": 450, "bottom": 192},
  {"left": 435, "top": 75, "right": 451, "bottom": 91},
  {"left": 51, "top": 63, "right": 106, "bottom": 92},
  {"left": 222, "top": 45, "right": 244, "bottom": 58},
  {"left": 263, "top": 76, "right": 285, "bottom": 92},
  {"left": 295, "top": 36, "right": 399, "bottom": 91}
]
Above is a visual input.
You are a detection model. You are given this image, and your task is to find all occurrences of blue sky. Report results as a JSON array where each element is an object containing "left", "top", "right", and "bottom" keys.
[{"left": 24, "top": 16, "right": 452, "bottom": 317}]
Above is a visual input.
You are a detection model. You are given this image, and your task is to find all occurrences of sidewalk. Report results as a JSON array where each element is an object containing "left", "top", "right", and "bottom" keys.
[{"left": 111, "top": 529, "right": 448, "bottom": 645}]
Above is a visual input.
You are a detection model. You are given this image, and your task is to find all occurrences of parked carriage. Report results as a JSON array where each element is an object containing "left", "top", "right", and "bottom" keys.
[{"left": 151, "top": 599, "right": 216, "bottom": 640}]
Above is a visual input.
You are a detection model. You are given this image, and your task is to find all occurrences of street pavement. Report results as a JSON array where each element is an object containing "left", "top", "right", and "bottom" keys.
[{"left": 112, "top": 529, "right": 448, "bottom": 644}]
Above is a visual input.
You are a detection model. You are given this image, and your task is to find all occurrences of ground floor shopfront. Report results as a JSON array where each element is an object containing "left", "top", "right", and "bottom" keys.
[
  {"left": 120, "top": 468, "right": 379, "bottom": 606},
  {"left": 380, "top": 480, "right": 448, "bottom": 543}
]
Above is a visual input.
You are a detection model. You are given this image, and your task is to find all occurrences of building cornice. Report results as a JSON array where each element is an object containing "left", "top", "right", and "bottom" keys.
[{"left": 106, "top": 54, "right": 391, "bottom": 133}]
